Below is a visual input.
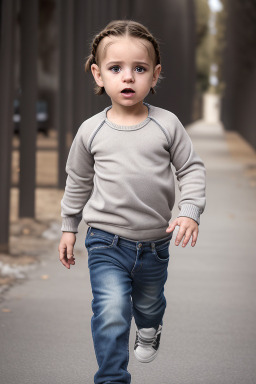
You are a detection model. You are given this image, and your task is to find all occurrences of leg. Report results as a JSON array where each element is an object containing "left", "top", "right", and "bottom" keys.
[
  {"left": 88, "top": 240, "right": 132, "bottom": 384},
  {"left": 131, "top": 241, "right": 170, "bottom": 363},
  {"left": 132, "top": 241, "right": 170, "bottom": 330}
]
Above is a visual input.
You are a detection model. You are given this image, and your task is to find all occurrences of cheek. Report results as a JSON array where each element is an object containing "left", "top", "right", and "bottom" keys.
[
  {"left": 103, "top": 72, "right": 118, "bottom": 84},
  {"left": 138, "top": 74, "right": 154, "bottom": 87}
]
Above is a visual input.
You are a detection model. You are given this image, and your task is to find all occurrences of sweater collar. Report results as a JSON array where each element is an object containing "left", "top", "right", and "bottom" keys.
[{"left": 104, "top": 102, "right": 151, "bottom": 131}]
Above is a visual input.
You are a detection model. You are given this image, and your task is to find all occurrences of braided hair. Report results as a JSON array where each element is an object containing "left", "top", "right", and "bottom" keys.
[{"left": 85, "top": 20, "right": 162, "bottom": 95}]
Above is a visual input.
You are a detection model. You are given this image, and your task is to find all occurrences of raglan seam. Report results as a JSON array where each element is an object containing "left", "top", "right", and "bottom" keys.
[
  {"left": 87, "top": 119, "right": 106, "bottom": 153},
  {"left": 149, "top": 116, "right": 172, "bottom": 149}
]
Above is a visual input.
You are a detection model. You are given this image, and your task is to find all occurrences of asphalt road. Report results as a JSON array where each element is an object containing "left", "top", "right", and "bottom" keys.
[{"left": 1, "top": 120, "right": 256, "bottom": 384}]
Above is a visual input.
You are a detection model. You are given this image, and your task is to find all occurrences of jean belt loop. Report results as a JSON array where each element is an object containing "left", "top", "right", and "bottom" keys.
[
  {"left": 113, "top": 234, "right": 119, "bottom": 246},
  {"left": 151, "top": 242, "right": 155, "bottom": 251}
]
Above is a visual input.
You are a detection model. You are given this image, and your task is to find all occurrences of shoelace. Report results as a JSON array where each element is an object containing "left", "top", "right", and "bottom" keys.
[{"left": 136, "top": 329, "right": 160, "bottom": 348}]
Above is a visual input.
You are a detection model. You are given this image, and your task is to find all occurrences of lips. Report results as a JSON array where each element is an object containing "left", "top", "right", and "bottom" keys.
[{"left": 121, "top": 88, "right": 135, "bottom": 93}]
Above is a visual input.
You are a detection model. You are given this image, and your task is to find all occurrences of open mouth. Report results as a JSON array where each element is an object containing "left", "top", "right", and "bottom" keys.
[{"left": 121, "top": 88, "right": 135, "bottom": 93}]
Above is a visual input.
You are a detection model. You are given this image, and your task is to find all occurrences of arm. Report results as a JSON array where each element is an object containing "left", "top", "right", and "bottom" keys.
[
  {"left": 59, "top": 125, "right": 95, "bottom": 267},
  {"left": 61, "top": 125, "right": 95, "bottom": 232},
  {"left": 166, "top": 117, "right": 206, "bottom": 247}
]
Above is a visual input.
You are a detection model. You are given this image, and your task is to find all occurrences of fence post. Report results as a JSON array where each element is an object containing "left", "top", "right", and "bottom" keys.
[
  {"left": 0, "top": 0, "right": 16, "bottom": 252},
  {"left": 57, "top": 0, "right": 74, "bottom": 188},
  {"left": 19, "top": 0, "right": 38, "bottom": 218}
]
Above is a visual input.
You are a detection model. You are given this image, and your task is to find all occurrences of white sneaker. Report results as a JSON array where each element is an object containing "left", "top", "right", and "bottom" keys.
[{"left": 134, "top": 325, "right": 162, "bottom": 363}]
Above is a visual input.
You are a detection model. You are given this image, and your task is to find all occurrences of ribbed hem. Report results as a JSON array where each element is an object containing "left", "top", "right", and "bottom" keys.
[
  {"left": 61, "top": 216, "right": 82, "bottom": 233},
  {"left": 178, "top": 204, "right": 201, "bottom": 225},
  {"left": 86, "top": 222, "right": 172, "bottom": 241}
]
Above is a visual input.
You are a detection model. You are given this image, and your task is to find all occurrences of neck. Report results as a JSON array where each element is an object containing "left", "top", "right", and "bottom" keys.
[{"left": 107, "top": 102, "right": 148, "bottom": 125}]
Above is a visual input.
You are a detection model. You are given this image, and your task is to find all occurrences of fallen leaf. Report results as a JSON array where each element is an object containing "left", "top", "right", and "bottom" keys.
[
  {"left": 2, "top": 308, "right": 11, "bottom": 313},
  {"left": 22, "top": 228, "right": 30, "bottom": 235}
]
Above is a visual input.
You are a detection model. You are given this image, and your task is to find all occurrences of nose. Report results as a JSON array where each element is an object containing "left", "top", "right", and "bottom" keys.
[{"left": 122, "top": 68, "right": 134, "bottom": 83}]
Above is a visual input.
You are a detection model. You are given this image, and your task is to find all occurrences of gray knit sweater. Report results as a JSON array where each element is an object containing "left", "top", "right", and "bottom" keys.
[{"left": 61, "top": 103, "right": 206, "bottom": 241}]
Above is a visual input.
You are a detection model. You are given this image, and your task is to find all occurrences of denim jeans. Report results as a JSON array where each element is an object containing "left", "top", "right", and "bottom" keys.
[{"left": 85, "top": 226, "right": 172, "bottom": 384}]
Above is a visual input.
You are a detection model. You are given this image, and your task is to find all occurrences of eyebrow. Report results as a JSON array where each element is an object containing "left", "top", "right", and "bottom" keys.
[{"left": 106, "top": 61, "right": 150, "bottom": 67}]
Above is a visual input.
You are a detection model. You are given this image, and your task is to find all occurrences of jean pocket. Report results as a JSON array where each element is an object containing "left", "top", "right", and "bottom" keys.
[
  {"left": 85, "top": 233, "right": 115, "bottom": 253},
  {"left": 153, "top": 241, "right": 170, "bottom": 263},
  {"left": 85, "top": 227, "right": 92, "bottom": 248}
]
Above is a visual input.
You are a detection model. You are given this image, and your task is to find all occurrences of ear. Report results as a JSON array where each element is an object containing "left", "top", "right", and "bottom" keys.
[
  {"left": 152, "top": 64, "right": 162, "bottom": 88},
  {"left": 91, "top": 64, "right": 104, "bottom": 87}
]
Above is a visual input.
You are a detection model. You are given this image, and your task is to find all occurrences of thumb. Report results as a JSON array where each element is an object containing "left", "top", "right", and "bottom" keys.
[{"left": 166, "top": 218, "right": 179, "bottom": 232}]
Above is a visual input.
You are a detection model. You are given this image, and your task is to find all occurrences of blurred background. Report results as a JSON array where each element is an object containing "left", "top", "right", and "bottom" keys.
[
  {"left": 1, "top": 0, "right": 256, "bottom": 266},
  {"left": 1, "top": 1, "right": 256, "bottom": 383},
  {"left": 0, "top": 0, "right": 256, "bottom": 283},
  {"left": 1, "top": 0, "right": 256, "bottom": 249}
]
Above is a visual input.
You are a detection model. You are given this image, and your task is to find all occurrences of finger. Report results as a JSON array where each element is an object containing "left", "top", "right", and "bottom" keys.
[
  {"left": 67, "top": 257, "right": 76, "bottom": 265},
  {"left": 58, "top": 245, "right": 71, "bottom": 269},
  {"left": 67, "top": 244, "right": 74, "bottom": 260},
  {"left": 166, "top": 219, "right": 179, "bottom": 232},
  {"left": 59, "top": 251, "right": 70, "bottom": 269},
  {"left": 182, "top": 230, "right": 192, "bottom": 248},
  {"left": 175, "top": 226, "right": 186, "bottom": 246},
  {"left": 191, "top": 230, "right": 198, "bottom": 247},
  {"left": 58, "top": 245, "right": 66, "bottom": 261}
]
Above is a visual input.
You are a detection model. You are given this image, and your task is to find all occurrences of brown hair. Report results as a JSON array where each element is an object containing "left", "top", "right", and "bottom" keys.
[{"left": 85, "top": 20, "right": 162, "bottom": 95}]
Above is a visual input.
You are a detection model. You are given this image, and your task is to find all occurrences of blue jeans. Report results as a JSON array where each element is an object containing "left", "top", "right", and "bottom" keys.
[{"left": 85, "top": 226, "right": 172, "bottom": 384}]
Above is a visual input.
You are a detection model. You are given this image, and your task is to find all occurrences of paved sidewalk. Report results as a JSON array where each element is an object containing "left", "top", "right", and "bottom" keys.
[{"left": 1, "top": 120, "right": 256, "bottom": 384}]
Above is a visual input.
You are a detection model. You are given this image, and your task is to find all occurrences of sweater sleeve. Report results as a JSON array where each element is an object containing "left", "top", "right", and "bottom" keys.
[
  {"left": 60, "top": 125, "right": 95, "bottom": 233},
  {"left": 169, "top": 116, "right": 206, "bottom": 224}
]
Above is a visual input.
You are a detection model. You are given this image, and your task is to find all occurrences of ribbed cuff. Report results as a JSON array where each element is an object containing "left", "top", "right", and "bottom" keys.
[
  {"left": 61, "top": 216, "right": 82, "bottom": 233},
  {"left": 178, "top": 204, "right": 201, "bottom": 225}
]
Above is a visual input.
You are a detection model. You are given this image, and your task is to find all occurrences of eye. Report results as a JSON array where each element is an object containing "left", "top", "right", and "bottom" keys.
[
  {"left": 110, "top": 65, "right": 121, "bottom": 73},
  {"left": 135, "top": 66, "right": 146, "bottom": 73}
]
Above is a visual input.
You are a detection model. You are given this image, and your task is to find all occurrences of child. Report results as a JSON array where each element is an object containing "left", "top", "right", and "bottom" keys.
[{"left": 58, "top": 20, "right": 206, "bottom": 384}]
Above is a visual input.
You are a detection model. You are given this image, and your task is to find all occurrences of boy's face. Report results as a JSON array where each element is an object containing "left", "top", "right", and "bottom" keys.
[{"left": 91, "top": 36, "right": 161, "bottom": 110}]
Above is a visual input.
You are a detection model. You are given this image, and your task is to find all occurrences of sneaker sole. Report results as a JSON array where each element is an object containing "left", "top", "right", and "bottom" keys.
[{"left": 134, "top": 349, "right": 159, "bottom": 363}]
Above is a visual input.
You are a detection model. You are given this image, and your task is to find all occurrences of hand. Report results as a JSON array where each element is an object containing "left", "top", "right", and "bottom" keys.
[
  {"left": 58, "top": 232, "right": 76, "bottom": 269},
  {"left": 166, "top": 217, "right": 199, "bottom": 247}
]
